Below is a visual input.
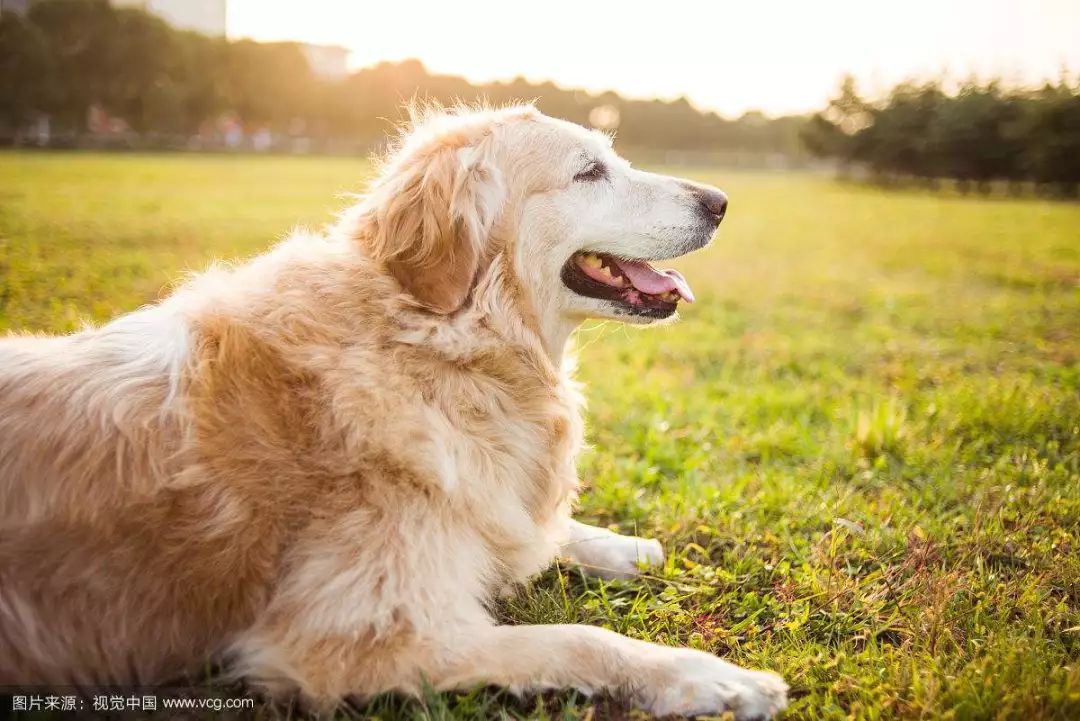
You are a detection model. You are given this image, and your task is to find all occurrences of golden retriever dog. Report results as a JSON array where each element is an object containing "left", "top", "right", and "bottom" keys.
[{"left": 0, "top": 105, "right": 787, "bottom": 719}]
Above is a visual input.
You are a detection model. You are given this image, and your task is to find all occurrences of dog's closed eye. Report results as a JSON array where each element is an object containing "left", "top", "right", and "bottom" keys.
[{"left": 574, "top": 160, "right": 607, "bottom": 182}]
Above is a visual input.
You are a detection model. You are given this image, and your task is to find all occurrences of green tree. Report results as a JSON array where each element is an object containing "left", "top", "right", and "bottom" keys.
[
  {"left": 863, "top": 81, "right": 945, "bottom": 181},
  {"left": 928, "top": 81, "right": 1026, "bottom": 192},
  {"left": 0, "top": 11, "right": 57, "bottom": 133},
  {"left": 27, "top": 0, "right": 117, "bottom": 131},
  {"left": 1023, "top": 79, "right": 1080, "bottom": 196},
  {"left": 800, "top": 76, "right": 872, "bottom": 171},
  {"left": 220, "top": 40, "right": 314, "bottom": 132},
  {"left": 803, "top": 74, "right": 1080, "bottom": 193}
]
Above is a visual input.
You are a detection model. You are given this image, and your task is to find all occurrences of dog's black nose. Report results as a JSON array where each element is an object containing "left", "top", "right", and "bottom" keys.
[
  {"left": 699, "top": 187, "right": 728, "bottom": 222},
  {"left": 683, "top": 182, "right": 728, "bottom": 224}
]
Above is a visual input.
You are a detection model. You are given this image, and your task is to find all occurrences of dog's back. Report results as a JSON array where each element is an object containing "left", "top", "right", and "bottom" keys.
[
  {"left": 0, "top": 305, "right": 281, "bottom": 684},
  {"left": 0, "top": 307, "right": 188, "bottom": 527},
  {"left": 0, "top": 235, "right": 391, "bottom": 685}
]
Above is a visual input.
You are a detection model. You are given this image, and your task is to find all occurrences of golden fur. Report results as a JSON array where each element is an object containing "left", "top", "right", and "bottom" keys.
[{"left": 0, "top": 106, "right": 786, "bottom": 718}]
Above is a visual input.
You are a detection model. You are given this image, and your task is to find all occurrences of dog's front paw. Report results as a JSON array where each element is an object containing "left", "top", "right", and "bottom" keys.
[
  {"left": 574, "top": 532, "right": 664, "bottom": 580},
  {"left": 644, "top": 649, "right": 788, "bottom": 720},
  {"left": 619, "top": 535, "right": 665, "bottom": 578}
]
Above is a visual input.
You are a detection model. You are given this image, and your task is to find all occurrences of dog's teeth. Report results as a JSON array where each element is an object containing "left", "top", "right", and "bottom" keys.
[
  {"left": 612, "top": 276, "right": 627, "bottom": 287},
  {"left": 582, "top": 254, "right": 602, "bottom": 269}
]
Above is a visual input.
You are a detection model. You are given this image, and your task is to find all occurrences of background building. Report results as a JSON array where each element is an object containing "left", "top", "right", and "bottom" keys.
[{"left": 112, "top": 0, "right": 226, "bottom": 37}]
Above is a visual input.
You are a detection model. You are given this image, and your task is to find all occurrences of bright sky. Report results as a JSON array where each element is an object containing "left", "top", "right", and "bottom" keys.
[{"left": 228, "top": 0, "right": 1080, "bottom": 118}]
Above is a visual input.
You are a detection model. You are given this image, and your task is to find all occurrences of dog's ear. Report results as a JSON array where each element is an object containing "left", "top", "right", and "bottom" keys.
[{"left": 364, "top": 139, "right": 504, "bottom": 314}]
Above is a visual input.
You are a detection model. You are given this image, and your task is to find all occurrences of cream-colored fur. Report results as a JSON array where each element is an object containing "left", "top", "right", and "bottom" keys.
[{"left": 0, "top": 106, "right": 786, "bottom": 718}]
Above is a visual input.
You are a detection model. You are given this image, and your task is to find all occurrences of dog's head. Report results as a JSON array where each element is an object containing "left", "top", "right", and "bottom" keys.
[{"left": 354, "top": 105, "right": 726, "bottom": 336}]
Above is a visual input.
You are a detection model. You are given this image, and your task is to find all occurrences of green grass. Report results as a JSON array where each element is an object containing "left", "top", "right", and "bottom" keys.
[{"left": 2, "top": 151, "right": 1078, "bottom": 719}]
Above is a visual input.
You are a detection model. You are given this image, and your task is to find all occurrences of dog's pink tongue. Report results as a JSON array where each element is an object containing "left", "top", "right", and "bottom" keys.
[{"left": 613, "top": 259, "right": 695, "bottom": 303}]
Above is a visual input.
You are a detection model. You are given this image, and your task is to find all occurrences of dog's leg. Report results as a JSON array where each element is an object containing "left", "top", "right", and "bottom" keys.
[
  {"left": 561, "top": 519, "right": 664, "bottom": 579},
  {"left": 230, "top": 505, "right": 782, "bottom": 718},
  {"left": 433, "top": 623, "right": 787, "bottom": 719},
  {"left": 238, "top": 621, "right": 786, "bottom": 720}
]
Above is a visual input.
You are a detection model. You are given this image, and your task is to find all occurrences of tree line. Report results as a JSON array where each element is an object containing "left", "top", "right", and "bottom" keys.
[
  {"left": 3, "top": 0, "right": 1078, "bottom": 194},
  {"left": 801, "top": 76, "right": 1080, "bottom": 196},
  {"left": 0, "top": 0, "right": 802, "bottom": 157}
]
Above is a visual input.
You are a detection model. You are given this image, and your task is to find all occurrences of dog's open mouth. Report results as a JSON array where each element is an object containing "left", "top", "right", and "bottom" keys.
[{"left": 561, "top": 251, "right": 695, "bottom": 318}]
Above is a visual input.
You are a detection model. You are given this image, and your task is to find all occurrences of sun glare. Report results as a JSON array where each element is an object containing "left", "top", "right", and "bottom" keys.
[{"left": 226, "top": 0, "right": 1080, "bottom": 117}]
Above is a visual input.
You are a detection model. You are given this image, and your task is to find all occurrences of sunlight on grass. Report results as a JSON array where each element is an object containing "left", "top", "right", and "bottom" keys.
[{"left": 851, "top": 396, "right": 908, "bottom": 460}]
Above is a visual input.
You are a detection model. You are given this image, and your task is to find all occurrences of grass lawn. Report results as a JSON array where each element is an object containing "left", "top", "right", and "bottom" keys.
[{"left": 1, "top": 151, "right": 1078, "bottom": 719}]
